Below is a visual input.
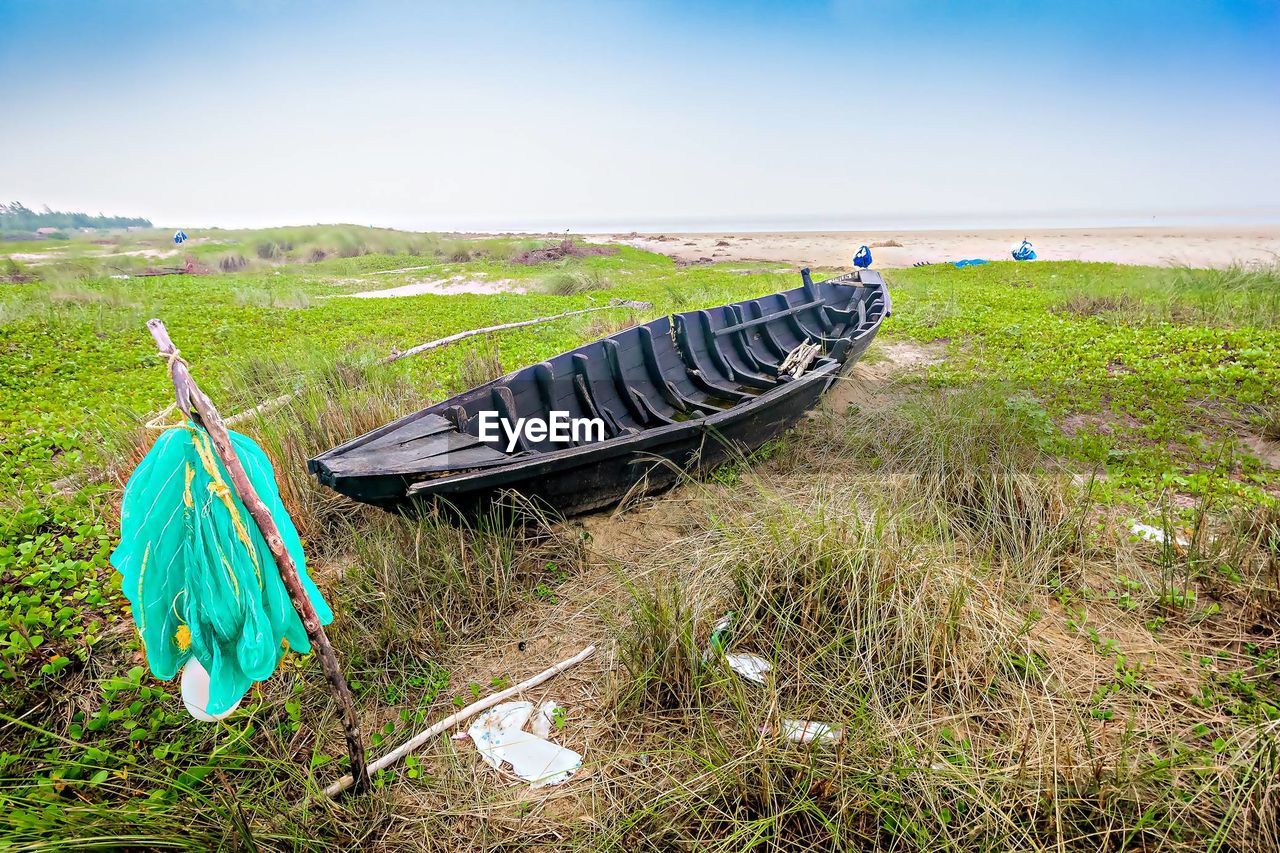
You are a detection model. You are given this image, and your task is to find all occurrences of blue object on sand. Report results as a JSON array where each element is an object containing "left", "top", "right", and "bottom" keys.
[
  {"left": 853, "top": 245, "right": 873, "bottom": 268},
  {"left": 953, "top": 259, "right": 988, "bottom": 268},
  {"left": 173, "top": 230, "right": 188, "bottom": 245},
  {"left": 1012, "top": 240, "right": 1036, "bottom": 261}
]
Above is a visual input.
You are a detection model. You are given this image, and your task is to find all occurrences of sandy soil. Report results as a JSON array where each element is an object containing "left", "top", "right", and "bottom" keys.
[
  {"left": 336, "top": 275, "right": 525, "bottom": 298},
  {"left": 585, "top": 225, "right": 1280, "bottom": 269},
  {"left": 7, "top": 246, "right": 178, "bottom": 264},
  {"left": 7, "top": 250, "right": 71, "bottom": 262},
  {"left": 1243, "top": 434, "right": 1280, "bottom": 470},
  {"left": 99, "top": 248, "right": 179, "bottom": 259}
]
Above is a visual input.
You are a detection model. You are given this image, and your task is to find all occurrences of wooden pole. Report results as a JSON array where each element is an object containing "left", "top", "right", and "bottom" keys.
[
  {"left": 323, "top": 644, "right": 596, "bottom": 797},
  {"left": 146, "top": 319, "right": 371, "bottom": 795}
]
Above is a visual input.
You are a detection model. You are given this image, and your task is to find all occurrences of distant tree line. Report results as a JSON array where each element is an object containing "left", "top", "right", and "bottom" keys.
[{"left": 0, "top": 202, "right": 152, "bottom": 232}]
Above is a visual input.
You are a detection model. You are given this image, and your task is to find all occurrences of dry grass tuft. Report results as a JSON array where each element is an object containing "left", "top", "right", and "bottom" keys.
[
  {"left": 1055, "top": 292, "right": 1138, "bottom": 317},
  {"left": 217, "top": 253, "right": 249, "bottom": 272},
  {"left": 604, "top": 481, "right": 1280, "bottom": 849},
  {"left": 826, "top": 385, "right": 1082, "bottom": 568},
  {"left": 232, "top": 285, "right": 314, "bottom": 309},
  {"left": 599, "top": 387, "right": 1280, "bottom": 850},
  {"left": 537, "top": 268, "right": 612, "bottom": 296},
  {"left": 336, "top": 501, "right": 588, "bottom": 665},
  {"left": 582, "top": 311, "right": 638, "bottom": 339},
  {"left": 46, "top": 281, "right": 136, "bottom": 308},
  {"left": 456, "top": 345, "right": 505, "bottom": 390}
]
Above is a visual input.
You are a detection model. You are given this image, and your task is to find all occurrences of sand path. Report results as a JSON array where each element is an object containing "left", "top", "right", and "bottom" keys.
[{"left": 585, "top": 225, "right": 1280, "bottom": 269}]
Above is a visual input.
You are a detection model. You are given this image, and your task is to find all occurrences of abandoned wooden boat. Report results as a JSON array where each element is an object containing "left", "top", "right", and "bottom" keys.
[{"left": 309, "top": 268, "right": 889, "bottom": 516}]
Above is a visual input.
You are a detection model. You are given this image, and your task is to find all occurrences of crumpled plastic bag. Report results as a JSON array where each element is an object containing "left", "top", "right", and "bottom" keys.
[
  {"left": 467, "top": 701, "right": 582, "bottom": 787},
  {"left": 725, "top": 652, "right": 772, "bottom": 685},
  {"left": 111, "top": 421, "right": 332, "bottom": 716}
]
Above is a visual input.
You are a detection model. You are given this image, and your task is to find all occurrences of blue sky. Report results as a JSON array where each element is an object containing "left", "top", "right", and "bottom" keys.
[{"left": 2, "top": 1, "right": 1277, "bottom": 230}]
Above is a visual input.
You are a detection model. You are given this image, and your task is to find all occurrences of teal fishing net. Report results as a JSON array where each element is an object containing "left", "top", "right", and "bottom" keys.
[{"left": 111, "top": 421, "right": 332, "bottom": 715}]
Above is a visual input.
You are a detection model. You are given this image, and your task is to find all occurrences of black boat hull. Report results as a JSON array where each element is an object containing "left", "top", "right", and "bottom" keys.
[
  {"left": 400, "top": 362, "right": 839, "bottom": 517},
  {"left": 310, "top": 268, "right": 888, "bottom": 518}
]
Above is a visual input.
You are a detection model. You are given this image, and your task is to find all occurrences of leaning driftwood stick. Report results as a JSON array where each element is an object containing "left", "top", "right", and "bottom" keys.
[
  {"left": 146, "top": 319, "right": 372, "bottom": 795},
  {"left": 323, "top": 644, "right": 597, "bottom": 798},
  {"left": 221, "top": 301, "right": 651, "bottom": 425},
  {"left": 225, "top": 392, "right": 298, "bottom": 426},
  {"left": 382, "top": 301, "right": 650, "bottom": 364}
]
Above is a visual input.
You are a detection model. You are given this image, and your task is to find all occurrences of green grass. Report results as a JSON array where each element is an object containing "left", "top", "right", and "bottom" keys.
[
  {"left": 890, "top": 261, "right": 1280, "bottom": 505},
  {"left": 2, "top": 230, "right": 1278, "bottom": 849}
]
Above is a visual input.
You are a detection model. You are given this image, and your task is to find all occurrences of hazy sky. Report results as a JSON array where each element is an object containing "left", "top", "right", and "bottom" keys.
[{"left": 3, "top": 1, "right": 1278, "bottom": 231}]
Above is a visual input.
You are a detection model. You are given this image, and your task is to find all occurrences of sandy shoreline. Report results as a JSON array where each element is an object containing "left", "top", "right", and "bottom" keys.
[{"left": 584, "top": 225, "right": 1280, "bottom": 270}]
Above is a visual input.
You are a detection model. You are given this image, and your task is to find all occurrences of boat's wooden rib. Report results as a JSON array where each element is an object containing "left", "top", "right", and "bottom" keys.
[
  {"left": 703, "top": 309, "right": 777, "bottom": 390},
  {"left": 600, "top": 339, "right": 649, "bottom": 425},
  {"left": 801, "top": 270, "right": 839, "bottom": 334},
  {"left": 309, "top": 267, "right": 889, "bottom": 516},
  {"left": 671, "top": 314, "right": 753, "bottom": 401},
  {"left": 723, "top": 305, "right": 779, "bottom": 376},
  {"left": 727, "top": 303, "right": 783, "bottom": 373},
  {"left": 634, "top": 389, "right": 679, "bottom": 426},
  {"left": 745, "top": 300, "right": 791, "bottom": 360}
]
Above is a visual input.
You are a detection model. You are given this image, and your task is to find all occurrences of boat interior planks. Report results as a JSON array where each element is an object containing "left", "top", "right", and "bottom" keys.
[{"left": 309, "top": 268, "right": 889, "bottom": 516}]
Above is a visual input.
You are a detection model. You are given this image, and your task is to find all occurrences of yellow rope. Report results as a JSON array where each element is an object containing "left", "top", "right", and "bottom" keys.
[
  {"left": 136, "top": 543, "right": 151, "bottom": 635},
  {"left": 145, "top": 349, "right": 192, "bottom": 431},
  {"left": 145, "top": 402, "right": 183, "bottom": 432},
  {"left": 189, "top": 427, "right": 264, "bottom": 589},
  {"left": 219, "top": 554, "right": 242, "bottom": 598}
]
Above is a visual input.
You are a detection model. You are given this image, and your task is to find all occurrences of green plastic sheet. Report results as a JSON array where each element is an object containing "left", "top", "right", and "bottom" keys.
[{"left": 111, "top": 421, "right": 332, "bottom": 715}]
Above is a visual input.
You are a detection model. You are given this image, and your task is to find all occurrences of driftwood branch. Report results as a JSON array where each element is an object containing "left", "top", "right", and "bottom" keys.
[
  {"left": 222, "top": 301, "right": 651, "bottom": 426},
  {"left": 779, "top": 340, "right": 821, "bottom": 377},
  {"left": 381, "top": 301, "right": 648, "bottom": 365},
  {"left": 323, "top": 644, "right": 596, "bottom": 797},
  {"left": 146, "top": 319, "right": 371, "bottom": 795},
  {"left": 225, "top": 392, "right": 297, "bottom": 426}
]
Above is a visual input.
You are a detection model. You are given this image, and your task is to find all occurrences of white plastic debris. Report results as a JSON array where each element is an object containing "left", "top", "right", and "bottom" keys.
[
  {"left": 467, "top": 701, "right": 581, "bottom": 788},
  {"left": 1129, "top": 521, "right": 1166, "bottom": 543},
  {"left": 778, "top": 719, "right": 844, "bottom": 745},
  {"left": 1129, "top": 521, "right": 1188, "bottom": 547},
  {"left": 724, "top": 652, "right": 772, "bottom": 685},
  {"left": 180, "top": 657, "right": 239, "bottom": 722},
  {"left": 529, "top": 700, "right": 561, "bottom": 739}
]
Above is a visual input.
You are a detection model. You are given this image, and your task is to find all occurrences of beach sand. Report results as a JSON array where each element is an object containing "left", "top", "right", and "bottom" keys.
[
  {"left": 585, "top": 225, "right": 1280, "bottom": 270},
  {"left": 336, "top": 275, "right": 524, "bottom": 298}
]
